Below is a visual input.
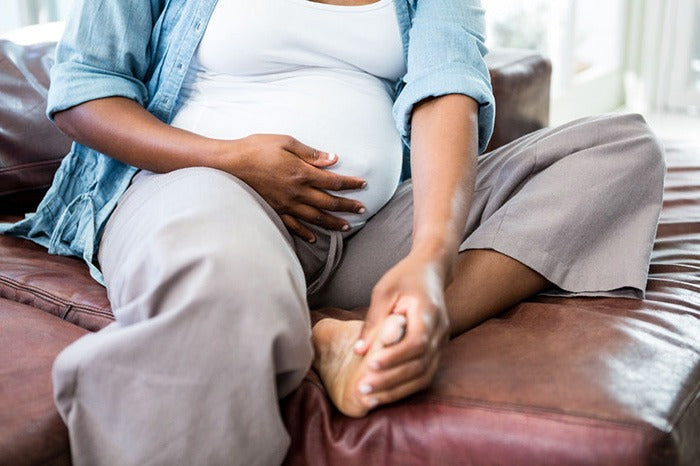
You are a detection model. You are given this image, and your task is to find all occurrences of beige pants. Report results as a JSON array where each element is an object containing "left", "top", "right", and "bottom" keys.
[{"left": 52, "top": 114, "right": 665, "bottom": 465}]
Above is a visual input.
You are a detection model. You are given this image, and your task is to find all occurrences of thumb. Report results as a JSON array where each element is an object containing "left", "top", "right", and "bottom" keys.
[{"left": 288, "top": 138, "right": 338, "bottom": 167}]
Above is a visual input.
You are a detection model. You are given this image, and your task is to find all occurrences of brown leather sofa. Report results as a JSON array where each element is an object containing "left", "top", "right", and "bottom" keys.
[{"left": 1, "top": 25, "right": 699, "bottom": 466}]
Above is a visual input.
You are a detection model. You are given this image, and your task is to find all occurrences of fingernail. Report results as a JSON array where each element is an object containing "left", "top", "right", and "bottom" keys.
[
  {"left": 357, "top": 207, "right": 366, "bottom": 214},
  {"left": 369, "top": 360, "right": 380, "bottom": 370},
  {"left": 353, "top": 340, "right": 365, "bottom": 352},
  {"left": 341, "top": 224, "right": 350, "bottom": 232},
  {"left": 326, "top": 152, "right": 337, "bottom": 161},
  {"left": 361, "top": 181, "right": 368, "bottom": 189},
  {"left": 359, "top": 382, "right": 372, "bottom": 395},
  {"left": 308, "top": 236, "right": 316, "bottom": 243},
  {"left": 366, "top": 397, "right": 379, "bottom": 408}
]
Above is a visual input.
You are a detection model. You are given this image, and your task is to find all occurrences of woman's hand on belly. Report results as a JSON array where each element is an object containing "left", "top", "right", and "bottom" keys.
[
  {"left": 50, "top": 97, "right": 365, "bottom": 243},
  {"left": 216, "top": 134, "right": 367, "bottom": 242}
]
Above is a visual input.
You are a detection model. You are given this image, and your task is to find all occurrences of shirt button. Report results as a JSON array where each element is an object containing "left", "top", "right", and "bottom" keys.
[
  {"left": 176, "top": 63, "right": 183, "bottom": 71},
  {"left": 162, "top": 97, "right": 170, "bottom": 105},
  {"left": 195, "top": 22, "right": 202, "bottom": 31}
]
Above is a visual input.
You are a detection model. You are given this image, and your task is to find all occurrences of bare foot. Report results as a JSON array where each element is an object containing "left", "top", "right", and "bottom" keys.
[{"left": 312, "top": 315, "right": 407, "bottom": 417}]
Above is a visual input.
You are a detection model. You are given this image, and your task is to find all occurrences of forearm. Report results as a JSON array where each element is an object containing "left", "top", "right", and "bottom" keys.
[
  {"left": 409, "top": 94, "right": 479, "bottom": 283},
  {"left": 53, "top": 97, "right": 228, "bottom": 173}
]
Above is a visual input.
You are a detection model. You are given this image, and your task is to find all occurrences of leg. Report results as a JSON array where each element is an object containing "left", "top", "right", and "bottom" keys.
[
  {"left": 52, "top": 167, "right": 313, "bottom": 466},
  {"left": 313, "top": 113, "right": 665, "bottom": 318},
  {"left": 309, "top": 249, "right": 548, "bottom": 418},
  {"left": 310, "top": 113, "right": 665, "bottom": 412},
  {"left": 444, "top": 249, "right": 549, "bottom": 336}
]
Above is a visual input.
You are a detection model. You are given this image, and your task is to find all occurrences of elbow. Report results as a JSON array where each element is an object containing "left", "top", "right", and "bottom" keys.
[{"left": 52, "top": 107, "right": 81, "bottom": 140}]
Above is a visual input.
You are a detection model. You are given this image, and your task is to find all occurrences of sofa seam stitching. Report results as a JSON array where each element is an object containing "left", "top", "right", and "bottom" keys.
[{"left": 0, "top": 275, "right": 110, "bottom": 316}]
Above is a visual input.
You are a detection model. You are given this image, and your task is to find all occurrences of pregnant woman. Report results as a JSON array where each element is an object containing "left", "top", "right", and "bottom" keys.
[{"left": 0, "top": 0, "right": 665, "bottom": 464}]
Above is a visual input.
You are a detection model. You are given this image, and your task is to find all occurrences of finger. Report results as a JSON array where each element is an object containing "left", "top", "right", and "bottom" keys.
[
  {"left": 312, "top": 169, "right": 367, "bottom": 192},
  {"left": 281, "top": 215, "right": 316, "bottom": 243},
  {"left": 290, "top": 204, "right": 349, "bottom": 232},
  {"left": 354, "top": 288, "right": 398, "bottom": 356},
  {"left": 361, "top": 356, "right": 440, "bottom": 410},
  {"left": 284, "top": 138, "right": 337, "bottom": 167},
  {"left": 299, "top": 188, "right": 365, "bottom": 214},
  {"left": 357, "top": 354, "right": 428, "bottom": 396},
  {"left": 367, "top": 304, "right": 435, "bottom": 371}
]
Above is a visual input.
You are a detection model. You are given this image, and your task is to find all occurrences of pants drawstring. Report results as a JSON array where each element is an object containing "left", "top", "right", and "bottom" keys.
[{"left": 306, "top": 230, "right": 344, "bottom": 295}]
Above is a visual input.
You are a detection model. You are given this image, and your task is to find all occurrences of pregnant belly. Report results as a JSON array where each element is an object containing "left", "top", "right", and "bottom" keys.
[{"left": 171, "top": 72, "right": 404, "bottom": 228}]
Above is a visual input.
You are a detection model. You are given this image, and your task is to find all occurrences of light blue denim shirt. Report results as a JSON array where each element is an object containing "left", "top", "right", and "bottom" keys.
[{"left": 0, "top": 0, "right": 494, "bottom": 285}]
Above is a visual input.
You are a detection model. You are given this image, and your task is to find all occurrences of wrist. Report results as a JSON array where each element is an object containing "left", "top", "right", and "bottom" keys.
[
  {"left": 410, "top": 236, "right": 459, "bottom": 284},
  {"left": 206, "top": 137, "right": 247, "bottom": 173}
]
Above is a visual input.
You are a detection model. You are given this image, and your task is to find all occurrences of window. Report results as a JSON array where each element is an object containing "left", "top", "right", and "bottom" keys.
[
  {"left": 0, "top": 0, "right": 73, "bottom": 35},
  {"left": 664, "top": 0, "right": 700, "bottom": 112},
  {"left": 483, "top": 0, "right": 627, "bottom": 124},
  {"left": 625, "top": 0, "right": 700, "bottom": 115}
]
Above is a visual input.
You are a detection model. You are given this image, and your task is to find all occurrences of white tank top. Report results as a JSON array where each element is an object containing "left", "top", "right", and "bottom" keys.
[{"left": 171, "top": 0, "right": 407, "bottom": 227}]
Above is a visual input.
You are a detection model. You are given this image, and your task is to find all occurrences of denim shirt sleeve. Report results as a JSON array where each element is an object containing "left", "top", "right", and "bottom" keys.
[
  {"left": 393, "top": 0, "right": 495, "bottom": 154},
  {"left": 45, "top": 0, "right": 160, "bottom": 120}
]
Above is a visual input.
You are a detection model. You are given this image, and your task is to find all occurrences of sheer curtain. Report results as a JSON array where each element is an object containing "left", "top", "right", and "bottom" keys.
[{"left": 626, "top": 0, "right": 700, "bottom": 113}]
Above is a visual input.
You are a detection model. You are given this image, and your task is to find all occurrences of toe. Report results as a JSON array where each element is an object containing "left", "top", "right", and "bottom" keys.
[{"left": 379, "top": 314, "right": 407, "bottom": 346}]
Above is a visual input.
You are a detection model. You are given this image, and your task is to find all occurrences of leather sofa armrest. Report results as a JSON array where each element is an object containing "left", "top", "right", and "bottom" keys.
[{"left": 485, "top": 49, "right": 552, "bottom": 152}]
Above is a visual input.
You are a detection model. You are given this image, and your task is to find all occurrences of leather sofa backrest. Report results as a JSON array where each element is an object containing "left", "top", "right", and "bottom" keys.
[{"left": 0, "top": 38, "right": 71, "bottom": 214}]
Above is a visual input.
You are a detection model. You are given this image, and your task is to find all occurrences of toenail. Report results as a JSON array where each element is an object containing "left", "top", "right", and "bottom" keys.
[
  {"left": 353, "top": 340, "right": 366, "bottom": 352},
  {"left": 369, "top": 360, "right": 380, "bottom": 370},
  {"left": 366, "top": 397, "right": 379, "bottom": 408},
  {"left": 359, "top": 382, "right": 372, "bottom": 395}
]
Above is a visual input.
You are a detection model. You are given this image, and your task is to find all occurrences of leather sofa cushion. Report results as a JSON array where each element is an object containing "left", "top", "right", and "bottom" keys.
[
  {"left": 0, "top": 298, "right": 87, "bottom": 466},
  {"left": 0, "top": 235, "right": 112, "bottom": 332}
]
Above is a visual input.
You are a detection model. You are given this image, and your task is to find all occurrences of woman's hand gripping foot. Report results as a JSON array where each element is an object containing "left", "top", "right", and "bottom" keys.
[
  {"left": 313, "top": 252, "right": 450, "bottom": 417},
  {"left": 311, "top": 313, "right": 408, "bottom": 418}
]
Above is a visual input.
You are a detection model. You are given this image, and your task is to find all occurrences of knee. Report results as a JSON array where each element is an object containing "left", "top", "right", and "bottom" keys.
[
  {"left": 577, "top": 113, "right": 665, "bottom": 185},
  {"left": 161, "top": 224, "right": 305, "bottom": 303},
  {"left": 110, "top": 214, "right": 309, "bottom": 330},
  {"left": 149, "top": 200, "right": 305, "bottom": 293},
  {"left": 613, "top": 113, "right": 666, "bottom": 184},
  {"left": 197, "top": 232, "right": 303, "bottom": 294}
]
